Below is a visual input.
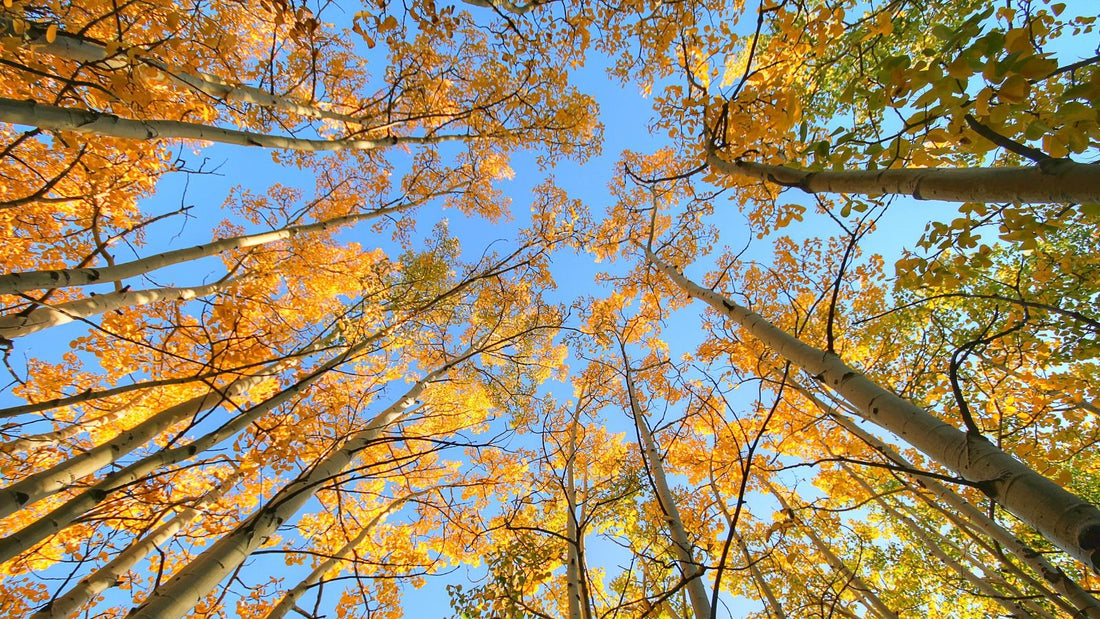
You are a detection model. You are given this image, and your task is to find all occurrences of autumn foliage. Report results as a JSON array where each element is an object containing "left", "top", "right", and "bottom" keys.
[{"left": 0, "top": 0, "right": 1098, "bottom": 617}]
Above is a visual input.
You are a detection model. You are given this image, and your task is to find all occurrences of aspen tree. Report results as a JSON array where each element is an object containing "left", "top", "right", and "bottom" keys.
[
  {"left": 0, "top": 332, "right": 333, "bottom": 520},
  {"left": 763, "top": 480, "right": 900, "bottom": 619},
  {"left": 0, "top": 188, "right": 450, "bottom": 295},
  {"left": 736, "top": 535, "right": 787, "bottom": 619},
  {"left": 29, "top": 470, "right": 242, "bottom": 619},
  {"left": 564, "top": 394, "right": 592, "bottom": 619},
  {"left": 836, "top": 460, "right": 1034, "bottom": 618},
  {"left": 0, "top": 98, "right": 480, "bottom": 152},
  {"left": 796, "top": 383, "right": 1100, "bottom": 618},
  {"left": 0, "top": 278, "right": 239, "bottom": 340},
  {"left": 621, "top": 342, "right": 712, "bottom": 619},
  {"left": 706, "top": 155, "right": 1100, "bottom": 204},
  {"left": 2, "top": 16, "right": 372, "bottom": 127},
  {"left": 647, "top": 248, "right": 1100, "bottom": 573},
  {"left": 0, "top": 326, "right": 383, "bottom": 564},
  {"left": 125, "top": 349, "right": 471, "bottom": 619},
  {"left": 264, "top": 489, "right": 435, "bottom": 619}
]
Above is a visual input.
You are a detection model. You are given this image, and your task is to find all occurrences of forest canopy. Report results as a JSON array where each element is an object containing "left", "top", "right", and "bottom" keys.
[{"left": 0, "top": 0, "right": 1098, "bottom": 617}]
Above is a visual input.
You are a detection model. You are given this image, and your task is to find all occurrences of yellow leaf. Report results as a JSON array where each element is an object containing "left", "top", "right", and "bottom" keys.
[
  {"left": 378, "top": 15, "right": 399, "bottom": 32},
  {"left": 45, "top": 24, "right": 57, "bottom": 44},
  {"left": 999, "top": 74, "right": 1030, "bottom": 104}
]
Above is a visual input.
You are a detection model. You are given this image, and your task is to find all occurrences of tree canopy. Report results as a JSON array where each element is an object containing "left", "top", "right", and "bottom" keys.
[{"left": 0, "top": 0, "right": 1098, "bottom": 617}]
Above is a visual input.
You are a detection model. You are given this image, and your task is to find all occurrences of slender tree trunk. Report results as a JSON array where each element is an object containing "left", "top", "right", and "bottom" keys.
[
  {"left": 0, "top": 358, "right": 311, "bottom": 420},
  {"left": 796, "top": 383, "right": 1100, "bottom": 618},
  {"left": 29, "top": 471, "right": 241, "bottom": 619},
  {"left": 3, "top": 17, "right": 371, "bottom": 127},
  {"left": 0, "top": 278, "right": 236, "bottom": 340},
  {"left": 622, "top": 349, "right": 712, "bottom": 619},
  {"left": 125, "top": 355, "right": 466, "bottom": 619},
  {"left": 706, "top": 153, "right": 1100, "bottom": 203},
  {"left": 0, "top": 98, "right": 472, "bottom": 153},
  {"left": 647, "top": 248, "right": 1100, "bottom": 573},
  {"left": 0, "top": 328, "right": 383, "bottom": 564},
  {"left": 564, "top": 397, "right": 591, "bottom": 619},
  {"left": 887, "top": 495, "right": 1060, "bottom": 619},
  {"left": 737, "top": 535, "right": 787, "bottom": 619},
  {"left": 707, "top": 478, "right": 786, "bottom": 619},
  {"left": 0, "top": 329, "right": 338, "bottom": 516},
  {"left": 0, "top": 191, "right": 443, "bottom": 295},
  {"left": 764, "top": 480, "right": 899, "bottom": 619},
  {"left": 779, "top": 551, "right": 860, "bottom": 619},
  {"left": 264, "top": 489, "right": 433, "bottom": 619},
  {"left": 1, "top": 391, "right": 152, "bottom": 453},
  {"left": 838, "top": 461, "right": 1033, "bottom": 618}
]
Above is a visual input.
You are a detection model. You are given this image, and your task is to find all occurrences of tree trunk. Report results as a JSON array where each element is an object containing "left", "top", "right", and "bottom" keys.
[
  {"left": 0, "top": 190, "right": 443, "bottom": 295},
  {"left": 737, "top": 535, "right": 787, "bottom": 619},
  {"left": 796, "top": 383, "right": 1100, "bottom": 618},
  {"left": 0, "top": 97, "right": 471, "bottom": 153},
  {"left": 1, "top": 391, "right": 152, "bottom": 453},
  {"left": 0, "top": 278, "right": 236, "bottom": 340},
  {"left": 564, "top": 397, "right": 591, "bottom": 619},
  {"left": 4, "top": 16, "right": 371, "bottom": 127},
  {"left": 0, "top": 373, "right": 268, "bottom": 518},
  {"left": 887, "top": 495, "right": 1060, "bottom": 619},
  {"left": 707, "top": 153, "right": 1100, "bottom": 204},
  {"left": 264, "top": 489, "right": 433, "bottom": 619},
  {"left": 0, "top": 329, "right": 381, "bottom": 564},
  {"left": 708, "top": 477, "right": 787, "bottom": 619},
  {"left": 29, "top": 471, "right": 241, "bottom": 619},
  {"left": 125, "top": 356, "right": 464, "bottom": 619},
  {"left": 646, "top": 247, "right": 1100, "bottom": 573},
  {"left": 622, "top": 348, "right": 712, "bottom": 619},
  {"left": 0, "top": 361, "right": 294, "bottom": 420},
  {"left": 764, "top": 480, "right": 899, "bottom": 619},
  {"left": 838, "top": 461, "right": 1033, "bottom": 618}
]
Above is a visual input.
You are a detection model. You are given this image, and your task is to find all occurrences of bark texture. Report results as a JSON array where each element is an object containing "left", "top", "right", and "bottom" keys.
[
  {"left": 29, "top": 472, "right": 240, "bottom": 619},
  {"left": 708, "top": 153, "right": 1100, "bottom": 204},
  {"left": 623, "top": 352, "right": 712, "bottom": 619},
  {"left": 0, "top": 331, "right": 371, "bottom": 564},
  {"left": 0, "top": 182, "right": 438, "bottom": 295},
  {"left": 0, "top": 97, "right": 469, "bottom": 153},
  {"left": 0, "top": 279, "right": 233, "bottom": 339},
  {"left": 800, "top": 385, "right": 1100, "bottom": 618}
]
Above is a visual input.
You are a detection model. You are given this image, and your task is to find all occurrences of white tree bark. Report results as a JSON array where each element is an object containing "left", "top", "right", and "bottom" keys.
[
  {"left": 707, "top": 154, "right": 1100, "bottom": 204},
  {"left": 6, "top": 17, "right": 371, "bottom": 127},
  {"left": 29, "top": 470, "right": 241, "bottom": 619},
  {"left": 564, "top": 396, "right": 591, "bottom": 619},
  {"left": 0, "top": 278, "right": 236, "bottom": 340},
  {"left": 0, "top": 185, "right": 447, "bottom": 295},
  {"left": 647, "top": 248, "right": 1100, "bottom": 573},
  {"left": 621, "top": 349, "right": 712, "bottom": 619},
  {"left": 1, "top": 391, "right": 151, "bottom": 453},
  {"left": 126, "top": 355, "right": 466, "bottom": 619},
  {"left": 736, "top": 535, "right": 787, "bottom": 619},
  {"left": 0, "top": 97, "right": 472, "bottom": 153}
]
